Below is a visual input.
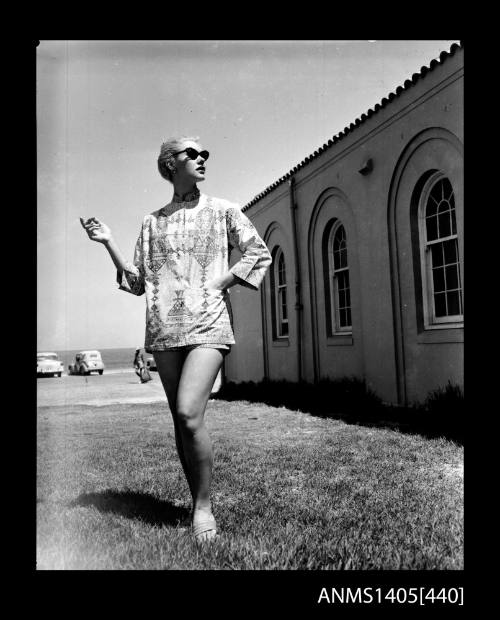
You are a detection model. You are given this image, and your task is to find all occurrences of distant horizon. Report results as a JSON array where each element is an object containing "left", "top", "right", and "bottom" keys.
[{"left": 39, "top": 345, "right": 145, "bottom": 353}]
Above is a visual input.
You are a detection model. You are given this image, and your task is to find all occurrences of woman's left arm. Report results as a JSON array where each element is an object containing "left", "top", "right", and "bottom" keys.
[{"left": 224, "top": 204, "right": 272, "bottom": 290}]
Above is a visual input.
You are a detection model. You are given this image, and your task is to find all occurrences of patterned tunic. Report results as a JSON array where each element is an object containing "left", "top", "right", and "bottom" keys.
[{"left": 117, "top": 193, "right": 272, "bottom": 353}]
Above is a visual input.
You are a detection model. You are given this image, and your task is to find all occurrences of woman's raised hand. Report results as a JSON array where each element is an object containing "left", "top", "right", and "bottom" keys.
[{"left": 80, "top": 217, "right": 112, "bottom": 244}]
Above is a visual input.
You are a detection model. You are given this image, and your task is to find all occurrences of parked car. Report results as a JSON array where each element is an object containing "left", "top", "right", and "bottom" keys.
[
  {"left": 68, "top": 350, "right": 105, "bottom": 375},
  {"left": 37, "top": 352, "right": 64, "bottom": 377},
  {"left": 146, "top": 357, "right": 157, "bottom": 371}
]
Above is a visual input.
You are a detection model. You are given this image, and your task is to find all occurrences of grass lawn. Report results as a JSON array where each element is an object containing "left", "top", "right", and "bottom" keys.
[{"left": 37, "top": 399, "right": 463, "bottom": 570}]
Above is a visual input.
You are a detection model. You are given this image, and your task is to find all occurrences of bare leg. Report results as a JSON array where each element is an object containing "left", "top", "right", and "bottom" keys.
[
  {"left": 154, "top": 348, "right": 224, "bottom": 541},
  {"left": 175, "top": 348, "right": 224, "bottom": 539},
  {"left": 153, "top": 351, "right": 194, "bottom": 498}
]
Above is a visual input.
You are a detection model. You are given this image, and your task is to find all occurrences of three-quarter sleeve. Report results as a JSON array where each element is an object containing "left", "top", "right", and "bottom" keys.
[
  {"left": 117, "top": 224, "right": 146, "bottom": 296},
  {"left": 226, "top": 205, "right": 272, "bottom": 290}
]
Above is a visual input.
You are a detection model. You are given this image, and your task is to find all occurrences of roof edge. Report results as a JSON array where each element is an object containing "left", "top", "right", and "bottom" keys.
[{"left": 242, "top": 41, "right": 463, "bottom": 212}]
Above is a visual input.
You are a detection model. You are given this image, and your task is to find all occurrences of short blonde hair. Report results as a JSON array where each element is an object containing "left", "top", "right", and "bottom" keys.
[{"left": 157, "top": 135, "right": 200, "bottom": 183}]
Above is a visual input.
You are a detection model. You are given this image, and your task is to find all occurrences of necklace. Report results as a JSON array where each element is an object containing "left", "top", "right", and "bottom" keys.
[{"left": 172, "top": 187, "right": 200, "bottom": 203}]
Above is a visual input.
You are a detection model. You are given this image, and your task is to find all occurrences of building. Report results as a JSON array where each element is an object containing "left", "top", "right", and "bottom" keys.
[{"left": 224, "top": 43, "right": 463, "bottom": 406}]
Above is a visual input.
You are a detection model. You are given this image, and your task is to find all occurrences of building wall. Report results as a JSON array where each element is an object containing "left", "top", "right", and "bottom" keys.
[{"left": 224, "top": 48, "right": 463, "bottom": 405}]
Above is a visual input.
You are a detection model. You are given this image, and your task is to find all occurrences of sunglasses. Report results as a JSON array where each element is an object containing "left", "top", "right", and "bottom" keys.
[{"left": 174, "top": 147, "right": 210, "bottom": 161}]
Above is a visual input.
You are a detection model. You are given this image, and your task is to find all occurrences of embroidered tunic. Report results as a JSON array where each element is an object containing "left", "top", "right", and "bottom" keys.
[{"left": 117, "top": 193, "right": 272, "bottom": 353}]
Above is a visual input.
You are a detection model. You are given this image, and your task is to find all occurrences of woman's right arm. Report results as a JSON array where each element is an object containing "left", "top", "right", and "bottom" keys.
[
  {"left": 80, "top": 217, "right": 145, "bottom": 296},
  {"left": 80, "top": 217, "right": 127, "bottom": 272}
]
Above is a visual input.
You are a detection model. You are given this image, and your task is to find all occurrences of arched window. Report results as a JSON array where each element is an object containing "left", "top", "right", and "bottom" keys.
[
  {"left": 420, "top": 174, "right": 463, "bottom": 325},
  {"left": 271, "top": 247, "right": 288, "bottom": 338},
  {"left": 328, "top": 222, "right": 352, "bottom": 332}
]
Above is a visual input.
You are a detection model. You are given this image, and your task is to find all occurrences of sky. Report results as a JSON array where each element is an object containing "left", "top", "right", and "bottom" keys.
[{"left": 37, "top": 39, "right": 459, "bottom": 352}]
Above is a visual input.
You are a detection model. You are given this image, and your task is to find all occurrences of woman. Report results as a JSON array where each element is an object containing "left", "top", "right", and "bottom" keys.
[
  {"left": 80, "top": 136, "right": 271, "bottom": 543},
  {"left": 133, "top": 347, "right": 150, "bottom": 383}
]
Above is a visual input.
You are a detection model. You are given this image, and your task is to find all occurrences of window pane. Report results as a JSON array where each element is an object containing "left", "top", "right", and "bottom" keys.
[
  {"left": 447, "top": 291, "right": 461, "bottom": 316},
  {"left": 439, "top": 178, "right": 445, "bottom": 200},
  {"left": 334, "top": 226, "right": 345, "bottom": 247},
  {"left": 426, "top": 195, "right": 438, "bottom": 217},
  {"left": 339, "top": 309, "right": 347, "bottom": 327},
  {"left": 445, "top": 265, "right": 459, "bottom": 290},
  {"left": 437, "top": 199, "right": 450, "bottom": 214},
  {"left": 346, "top": 308, "right": 352, "bottom": 327},
  {"left": 434, "top": 292, "right": 447, "bottom": 317},
  {"left": 442, "top": 177, "right": 454, "bottom": 201},
  {"left": 432, "top": 267, "right": 445, "bottom": 292},
  {"left": 344, "top": 271, "right": 350, "bottom": 292},
  {"left": 281, "top": 322, "right": 288, "bottom": 336},
  {"left": 338, "top": 289, "right": 345, "bottom": 309},
  {"left": 345, "top": 288, "right": 351, "bottom": 307},
  {"left": 279, "top": 288, "right": 287, "bottom": 315},
  {"left": 278, "top": 254, "right": 286, "bottom": 285},
  {"left": 451, "top": 210, "right": 457, "bottom": 235},
  {"left": 433, "top": 178, "right": 443, "bottom": 197},
  {"left": 443, "top": 239, "right": 457, "bottom": 264},
  {"left": 334, "top": 249, "right": 341, "bottom": 270},
  {"left": 431, "top": 244, "right": 443, "bottom": 267},
  {"left": 281, "top": 292, "right": 287, "bottom": 320},
  {"left": 340, "top": 248, "right": 348, "bottom": 268},
  {"left": 438, "top": 211, "right": 451, "bottom": 238},
  {"left": 426, "top": 215, "right": 438, "bottom": 241}
]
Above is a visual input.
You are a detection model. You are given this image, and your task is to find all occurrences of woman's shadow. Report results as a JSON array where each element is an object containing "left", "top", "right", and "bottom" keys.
[{"left": 69, "top": 490, "right": 190, "bottom": 527}]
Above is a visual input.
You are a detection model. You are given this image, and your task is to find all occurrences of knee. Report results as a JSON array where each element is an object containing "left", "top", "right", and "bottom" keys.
[{"left": 176, "top": 404, "right": 203, "bottom": 436}]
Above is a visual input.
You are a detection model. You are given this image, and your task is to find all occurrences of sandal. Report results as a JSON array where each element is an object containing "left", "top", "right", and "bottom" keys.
[{"left": 192, "top": 514, "right": 217, "bottom": 544}]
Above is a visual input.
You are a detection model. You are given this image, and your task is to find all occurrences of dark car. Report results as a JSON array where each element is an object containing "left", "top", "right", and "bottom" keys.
[{"left": 68, "top": 350, "right": 105, "bottom": 375}]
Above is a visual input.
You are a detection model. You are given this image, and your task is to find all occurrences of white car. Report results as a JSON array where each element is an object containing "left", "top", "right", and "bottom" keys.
[
  {"left": 37, "top": 352, "right": 64, "bottom": 377},
  {"left": 68, "top": 350, "right": 105, "bottom": 375}
]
